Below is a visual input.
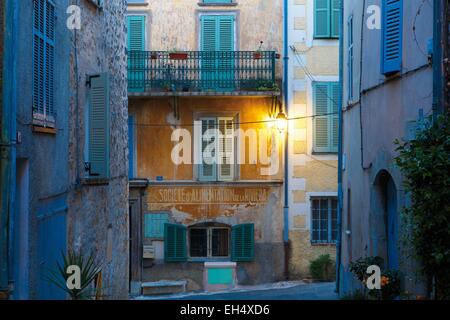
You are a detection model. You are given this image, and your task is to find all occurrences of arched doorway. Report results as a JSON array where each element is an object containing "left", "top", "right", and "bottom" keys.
[{"left": 374, "top": 170, "right": 399, "bottom": 270}]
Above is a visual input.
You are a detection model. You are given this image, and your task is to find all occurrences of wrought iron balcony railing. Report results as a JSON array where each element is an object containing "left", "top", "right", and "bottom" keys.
[{"left": 127, "top": 51, "right": 279, "bottom": 95}]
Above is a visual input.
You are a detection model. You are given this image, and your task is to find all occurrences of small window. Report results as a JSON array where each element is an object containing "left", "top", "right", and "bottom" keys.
[
  {"left": 314, "top": 0, "right": 340, "bottom": 39},
  {"left": 311, "top": 198, "right": 338, "bottom": 244},
  {"left": 189, "top": 226, "right": 230, "bottom": 258}
]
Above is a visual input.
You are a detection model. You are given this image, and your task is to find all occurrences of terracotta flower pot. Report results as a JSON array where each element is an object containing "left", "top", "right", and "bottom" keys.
[
  {"left": 253, "top": 52, "right": 262, "bottom": 59},
  {"left": 169, "top": 52, "right": 188, "bottom": 60}
]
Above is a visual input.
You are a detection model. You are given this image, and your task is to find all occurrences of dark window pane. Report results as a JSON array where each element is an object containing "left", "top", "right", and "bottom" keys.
[
  {"left": 190, "top": 229, "right": 207, "bottom": 257},
  {"left": 331, "top": 199, "right": 338, "bottom": 242},
  {"left": 212, "top": 228, "right": 229, "bottom": 257}
]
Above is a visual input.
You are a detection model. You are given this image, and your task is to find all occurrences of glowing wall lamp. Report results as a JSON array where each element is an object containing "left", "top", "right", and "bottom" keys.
[{"left": 276, "top": 111, "right": 288, "bottom": 132}]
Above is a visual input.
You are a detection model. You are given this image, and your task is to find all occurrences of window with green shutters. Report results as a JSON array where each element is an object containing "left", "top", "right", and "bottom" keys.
[
  {"left": 314, "top": 0, "right": 340, "bottom": 39},
  {"left": 313, "top": 82, "right": 339, "bottom": 153},
  {"left": 33, "top": 0, "right": 55, "bottom": 125},
  {"left": 86, "top": 73, "right": 110, "bottom": 179},
  {"left": 127, "top": 15, "right": 145, "bottom": 51},
  {"left": 231, "top": 224, "right": 254, "bottom": 262},
  {"left": 164, "top": 223, "right": 187, "bottom": 262}
]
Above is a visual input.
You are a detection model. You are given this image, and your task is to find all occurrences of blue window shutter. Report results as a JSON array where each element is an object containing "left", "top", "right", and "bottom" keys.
[
  {"left": 88, "top": 74, "right": 110, "bottom": 179},
  {"left": 128, "top": 115, "right": 135, "bottom": 178},
  {"left": 330, "top": 82, "right": 339, "bottom": 152},
  {"left": 218, "top": 117, "right": 234, "bottom": 181},
  {"left": 231, "top": 224, "right": 254, "bottom": 262},
  {"left": 201, "top": 15, "right": 218, "bottom": 51},
  {"left": 127, "top": 15, "right": 146, "bottom": 92},
  {"left": 313, "top": 82, "right": 330, "bottom": 152},
  {"left": 145, "top": 213, "right": 169, "bottom": 239},
  {"left": 347, "top": 15, "right": 354, "bottom": 101},
  {"left": 331, "top": 0, "right": 341, "bottom": 38},
  {"left": 164, "top": 223, "right": 187, "bottom": 262},
  {"left": 314, "top": 0, "right": 331, "bottom": 38},
  {"left": 199, "top": 118, "right": 217, "bottom": 181},
  {"left": 381, "top": 0, "right": 403, "bottom": 74},
  {"left": 33, "top": 0, "right": 55, "bottom": 118}
]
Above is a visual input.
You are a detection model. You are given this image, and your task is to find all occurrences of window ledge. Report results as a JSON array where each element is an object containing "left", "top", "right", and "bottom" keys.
[
  {"left": 189, "top": 258, "right": 232, "bottom": 263},
  {"left": 147, "top": 180, "right": 284, "bottom": 186},
  {"left": 81, "top": 178, "right": 110, "bottom": 186},
  {"left": 32, "top": 125, "right": 57, "bottom": 135},
  {"left": 311, "top": 243, "right": 336, "bottom": 247},
  {"left": 197, "top": 3, "right": 238, "bottom": 7}
]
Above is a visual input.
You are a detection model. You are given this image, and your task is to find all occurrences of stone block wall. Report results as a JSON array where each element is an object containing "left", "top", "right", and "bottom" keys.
[{"left": 67, "top": 0, "right": 129, "bottom": 299}]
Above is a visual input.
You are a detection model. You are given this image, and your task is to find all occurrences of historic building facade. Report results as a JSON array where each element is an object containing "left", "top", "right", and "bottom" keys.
[
  {"left": 0, "top": 0, "right": 129, "bottom": 299},
  {"left": 286, "top": 0, "right": 339, "bottom": 278},
  {"left": 338, "top": 0, "right": 442, "bottom": 296},
  {"left": 126, "top": 0, "right": 285, "bottom": 294}
]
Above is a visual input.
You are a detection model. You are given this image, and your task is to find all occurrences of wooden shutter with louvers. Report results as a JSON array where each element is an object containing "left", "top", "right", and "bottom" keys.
[
  {"left": 127, "top": 15, "right": 145, "bottom": 51},
  {"left": 313, "top": 82, "right": 330, "bottom": 152},
  {"left": 218, "top": 117, "right": 235, "bottom": 181},
  {"left": 145, "top": 213, "right": 169, "bottom": 239},
  {"left": 88, "top": 74, "right": 110, "bottom": 179},
  {"left": 199, "top": 118, "right": 217, "bottom": 181},
  {"left": 331, "top": 0, "right": 341, "bottom": 38},
  {"left": 232, "top": 224, "right": 255, "bottom": 262},
  {"left": 331, "top": 82, "right": 339, "bottom": 152},
  {"left": 164, "top": 223, "right": 187, "bottom": 262},
  {"left": 33, "top": 0, "right": 55, "bottom": 120},
  {"left": 381, "top": 0, "right": 403, "bottom": 74},
  {"left": 314, "top": 0, "right": 331, "bottom": 38}
]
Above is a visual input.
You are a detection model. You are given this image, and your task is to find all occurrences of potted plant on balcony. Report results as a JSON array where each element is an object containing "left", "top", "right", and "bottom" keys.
[
  {"left": 169, "top": 49, "right": 189, "bottom": 60},
  {"left": 253, "top": 41, "right": 264, "bottom": 60}
]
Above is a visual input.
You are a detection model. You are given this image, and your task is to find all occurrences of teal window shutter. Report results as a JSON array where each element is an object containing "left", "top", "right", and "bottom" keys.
[
  {"left": 347, "top": 15, "right": 354, "bottom": 101},
  {"left": 231, "top": 224, "right": 254, "bottom": 262},
  {"left": 331, "top": 0, "right": 341, "bottom": 38},
  {"left": 127, "top": 15, "right": 145, "bottom": 51},
  {"left": 314, "top": 0, "right": 331, "bottom": 38},
  {"left": 145, "top": 213, "right": 169, "bottom": 239},
  {"left": 199, "top": 117, "right": 217, "bottom": 181},
  {"left": 88, "top": 74, "right": 110, "bottom": 179},
  {"left": 313, "top": 82, "right": 331, "bottom": 152},
  {"left": 164, "top": 223, "right": 187, "bottom": 262},
  {"left": 33, "top": 0, "right": 55, "bottom": 118},
  {"left": 313, "top": 82, "right": 339, "bottom": 153},
  {"left": 331, "top": 82, "right": 339, "bottom": 152},
  {"left": 381, "top": 0, "right": 403, "bottom": 74}
]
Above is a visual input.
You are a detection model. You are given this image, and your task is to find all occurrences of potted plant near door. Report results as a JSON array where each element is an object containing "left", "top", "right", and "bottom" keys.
[{"left": 253, "top": 41, "right": 264, "bottom": 59}]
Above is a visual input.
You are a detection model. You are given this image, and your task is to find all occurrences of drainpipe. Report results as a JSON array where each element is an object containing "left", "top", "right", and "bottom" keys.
[
  {"left": 335, "top": 0, "right": 344, "bottom": 294},
  {"left": 432, "top": 0, "right": 444, "bottom": 119},
  {"left": 282, "top": 0, "right": 290, "bottom": 280},
  {"left": 0, "top": 0, "right": 17, "bottom": 294}
]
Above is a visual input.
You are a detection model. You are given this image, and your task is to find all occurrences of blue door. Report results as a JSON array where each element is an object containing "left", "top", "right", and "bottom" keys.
[
  {"left": 386, "top": 178, "right": 399, "bottom": 270},
  {"left": 37, "top": 196, "right": 67, "bottom": 300}
]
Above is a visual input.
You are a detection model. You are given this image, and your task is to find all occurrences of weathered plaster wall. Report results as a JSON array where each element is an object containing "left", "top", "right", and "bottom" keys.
[
  {"left": 127, "top": 0, "right": 283, "bottom": 78},
  {"left": 129, "top": 97, "right": 284, "bottom": 181},
  {"left": 287, "top": 0, "right": 339, "bottom": 278},
  {"left": 340, "top": 0, "right": 433, "bottom": 296},
  {"left": 67, "top": 0, "right": 129, "bottom": 299},
  {"left": 142, "top": 183, "right": 285, "bottom": 290},
  {"left": 13, "top": 0, "right": 71, "bottom": 299}
]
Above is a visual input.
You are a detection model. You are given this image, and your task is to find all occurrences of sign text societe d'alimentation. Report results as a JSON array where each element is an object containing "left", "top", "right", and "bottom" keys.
[{"left": 149, "top": 187, "right": 270, "bottom": 204}]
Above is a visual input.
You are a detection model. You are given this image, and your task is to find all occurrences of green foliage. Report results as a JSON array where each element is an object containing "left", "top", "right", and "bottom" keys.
[
  {"left": 349, "top": 256, "right": 384, "bottom": 282},
  {"left": 309, "top": 254, "right": 336, "bottom": 281},
  {"left": 395, "top": 113, "right": 450, "bottom": 299},
  {"left": 46, "top": 250, "right": 102, "bottom": 300}
]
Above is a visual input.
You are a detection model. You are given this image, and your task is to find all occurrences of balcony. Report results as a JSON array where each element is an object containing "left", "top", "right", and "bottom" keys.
[{"left": 127, "top": 51, "right": 280, "bottom": 97}]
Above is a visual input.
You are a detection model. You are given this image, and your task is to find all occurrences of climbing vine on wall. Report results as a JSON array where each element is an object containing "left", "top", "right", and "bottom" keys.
[{"left": 395, "top": 113, "right": 450, "bottom": 300}]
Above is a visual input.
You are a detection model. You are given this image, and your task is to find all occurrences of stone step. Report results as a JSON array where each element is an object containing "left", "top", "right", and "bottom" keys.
[{"left": 141, "top": 280, "right": 187, "bottom": 296}]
